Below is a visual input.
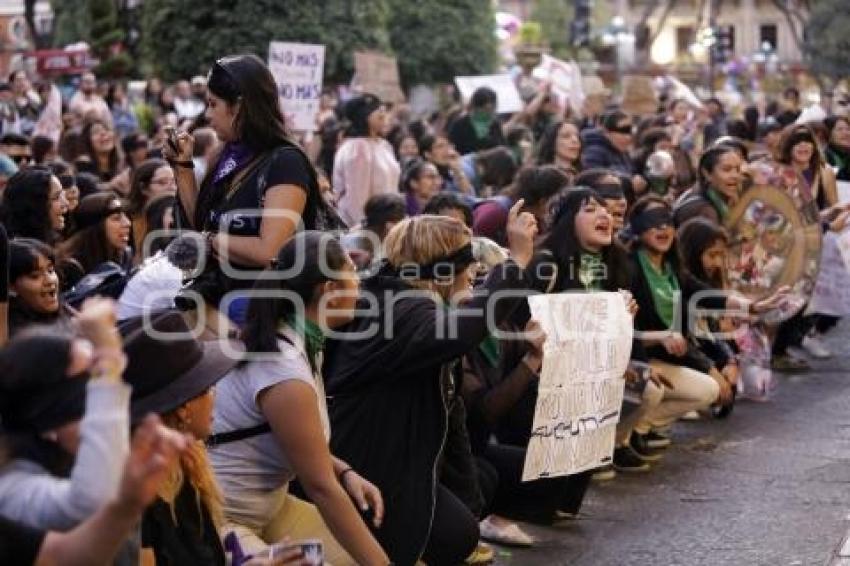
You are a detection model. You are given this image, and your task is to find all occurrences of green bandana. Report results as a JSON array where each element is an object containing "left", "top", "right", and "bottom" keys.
[
  {"left": 578, "top": 252, "right": 604, "bottom": 291},
  {"left": 286, "top": 314, "right": 325, "bottom": 372},
  {"left": 637, "top": 249, "right": 680, "bottom": 328},
  {"left": 705, "top": 188, "right": 730, "bottom": 221},
  {"left": 470, "top": 110, "right": 493, "bottom": 140},
  {"left": 478, "top": 334, "right": 502, "bottom": 368}
]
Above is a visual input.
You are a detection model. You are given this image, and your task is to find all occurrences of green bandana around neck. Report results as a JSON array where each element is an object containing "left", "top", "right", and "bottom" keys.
[
  {"left": 705, "top": 188, "right": 730, "bottom": 221},
  {"left": 286, "top": 314, "right": 325, "bottom": 371},
  {"left": 478, "top": 334, "right": 502, "bottom": 368},
  {"left": 637, "top": 249, "right": 680, "bottom": 328},
  {"left": 470, "top": 110, "right": 493, "bottom": 140},
  {"left": 578, "top": 252, "right": 605, "bottom": 291}
]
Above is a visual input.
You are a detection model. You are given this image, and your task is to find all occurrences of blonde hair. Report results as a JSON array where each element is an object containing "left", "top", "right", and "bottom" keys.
[
  {"left": 159, "top": 413, "right": 224, "bottom": 532},
  {"left": 383, "top": 215, "right": 472, "bottom": 297}
]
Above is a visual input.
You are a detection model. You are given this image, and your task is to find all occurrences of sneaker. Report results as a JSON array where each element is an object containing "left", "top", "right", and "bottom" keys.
[
  {"left": 802, "top": 333, "right": 832, "bottom": 359},
  {"left": 680, "top": 410, "right": 701, "bottom": 421},
  {"left": 553, "top": 509, "right": 579, "bottom": 521},
  {"left": 643, "top": 430, "right": 672, "bottom": 449},
  {"left": 629, "top": 433, "right": 664, "bottom": 462},
  {"left": 771, "top": 353, "right": 810, "bottom": 372},
  {"left": 479, "top": 516, "right": 534, "bottom": 547},
  {"left": 591, "top": 465, "right": 617, "bottom": 482},
  {"left": 612, "top": 446, "right": 651, "bottom": 473}
]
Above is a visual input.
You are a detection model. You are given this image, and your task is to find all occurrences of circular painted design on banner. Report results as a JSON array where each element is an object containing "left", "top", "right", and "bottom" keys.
[{"left": 724, "top": 184, "right": 822, "bottom": 323}]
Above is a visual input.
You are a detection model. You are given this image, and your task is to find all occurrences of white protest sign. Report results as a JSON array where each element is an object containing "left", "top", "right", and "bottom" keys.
[
  {"left": 522, "top": 292, "right": 632, "bottom": 482},
  {"left": 454, "top": 74, "right": 523, "bottom": 114},
  {"left": 665, "top": 75, "right": 704, "bottom": 110},
  {"left": 268, "top": 42, "right": 325, "bottom": 132},
  {"left": 532, "top": 54, "right": 585, "bottom": 112},
  {"left": 836, "top": 180, "right": 850, "bottom": 205},
  {"left": 806, "top": 231, "right": 850, "bottom": 316}
]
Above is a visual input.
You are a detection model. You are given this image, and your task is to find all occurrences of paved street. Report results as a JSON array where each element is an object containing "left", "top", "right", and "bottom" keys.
[{"left": 495, "top": 322, "right": 850, "bottom": 566}]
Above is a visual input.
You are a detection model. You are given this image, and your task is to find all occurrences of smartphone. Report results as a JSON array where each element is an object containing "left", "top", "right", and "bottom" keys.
[
  {"left": 268, "top": 539, "right": 323, "bottom": 565},
  {"left": 164, "top": 126, "right": 179, "bottom": 154}
]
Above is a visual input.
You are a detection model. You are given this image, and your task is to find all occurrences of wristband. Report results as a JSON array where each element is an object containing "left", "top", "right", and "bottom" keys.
[{"left": 168, "top": 159, "right": 195, "bottom": 169}]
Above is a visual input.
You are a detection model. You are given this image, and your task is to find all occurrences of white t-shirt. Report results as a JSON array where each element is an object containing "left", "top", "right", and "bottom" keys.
[{"left": 209, "top": 327, "right": 330, "bottom": 528}]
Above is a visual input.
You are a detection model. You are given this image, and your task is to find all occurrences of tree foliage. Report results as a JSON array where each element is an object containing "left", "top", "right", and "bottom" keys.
[
  {"left": 386, "top": 0, "right": 498, "bottom": 85},
  {"left": 803, "top": 0, "right": 849, "bottom": 82},
  {"left": 141, "top": 0, "right": 390, "bottom": 83},
  {"left": 89, "top": 0, "right": 132, "bottom": 77},
  {"left": 530, "top": 0, "right": 574, "bottom": 59},
  {"left": 51, "top": 0, "right": 91, "bottom": 48}
]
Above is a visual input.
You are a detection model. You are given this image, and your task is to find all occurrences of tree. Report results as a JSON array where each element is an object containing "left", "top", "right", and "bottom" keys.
[
  {"left": 89, "top": 0, "right": 132, "bottom": 77},
  {"left": 530, "top": 0, "right": 574, "bottom": 59},
  {"left": 51, "top": 0, "right": 92, "bottom": 48},
  {"left": 803, "top": 0, "right": 849, "bottom": 83},
  {"left": 141, "top": 0, "right": 390, "bottom": 83},
  {"left": 386, "top": 0, "right": 498, "bottom": 85}
]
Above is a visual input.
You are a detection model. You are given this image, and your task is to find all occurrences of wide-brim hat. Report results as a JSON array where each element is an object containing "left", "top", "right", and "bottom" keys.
[{"left": 120, "top": 310, "right": 241, "bottom": 423}]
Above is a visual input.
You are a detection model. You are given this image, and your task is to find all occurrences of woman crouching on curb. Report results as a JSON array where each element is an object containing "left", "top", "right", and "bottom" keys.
[{"left": 323, "top": 201, "right": 538, "bottom": 565}]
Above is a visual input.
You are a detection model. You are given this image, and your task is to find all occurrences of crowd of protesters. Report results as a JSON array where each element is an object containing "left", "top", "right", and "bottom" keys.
[{"left": 0, "top": 51, "right": 847, "bottom": 566}]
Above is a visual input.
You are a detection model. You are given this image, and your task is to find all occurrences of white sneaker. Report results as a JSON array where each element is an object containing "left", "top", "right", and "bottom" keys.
[{"left": 802, "top": 333, "right": 832, "bottom": 359}]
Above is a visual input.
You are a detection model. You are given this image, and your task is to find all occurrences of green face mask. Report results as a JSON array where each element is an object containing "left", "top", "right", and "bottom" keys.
[{"left": 648, "top": 175, "right": 671, "bottom": 196}]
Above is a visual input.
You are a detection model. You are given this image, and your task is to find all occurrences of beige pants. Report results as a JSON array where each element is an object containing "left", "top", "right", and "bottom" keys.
[
  {"left": 634, "top": 359, "right": 719, "bottom": 434},
  {"left": 616, "top": 379, "right": 664, "bottom": 445},
  {"left": 222, "top": 493, "right": 354, "bottom": 566}
]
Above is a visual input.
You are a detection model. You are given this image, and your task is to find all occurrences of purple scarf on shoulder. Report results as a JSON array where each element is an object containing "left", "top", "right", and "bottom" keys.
[{"left": 212, "top": 142, "right": 255, "bottom": 185}]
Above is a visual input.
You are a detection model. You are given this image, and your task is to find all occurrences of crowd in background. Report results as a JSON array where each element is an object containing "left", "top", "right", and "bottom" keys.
[{"left": 0, "top": 51, "right": 848, "bottom": 566}]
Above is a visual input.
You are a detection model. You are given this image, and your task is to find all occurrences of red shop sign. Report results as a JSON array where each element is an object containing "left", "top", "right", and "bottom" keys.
[{"left": 27, "top": 49, "right": 99, "bottom": 76}]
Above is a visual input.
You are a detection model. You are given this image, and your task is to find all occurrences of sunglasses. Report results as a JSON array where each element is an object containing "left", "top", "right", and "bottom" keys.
[{"left": 10, "top": 154, "right": 31, "bottom": 164}]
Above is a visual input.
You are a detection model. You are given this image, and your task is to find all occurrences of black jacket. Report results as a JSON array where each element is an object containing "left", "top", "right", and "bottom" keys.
[
  {"left": 323, "top": 260, "right": 529, "bottom": 565},
  {"left": 580, "top": 128, "right": 638, "bottom": 198},
  {"left": 448, "top": 114, "right": 506, "bottom": 156}
]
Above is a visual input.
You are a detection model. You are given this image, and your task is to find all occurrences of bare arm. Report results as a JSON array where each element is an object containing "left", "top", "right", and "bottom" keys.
[
  {"left": 212, "top": 185, "right": 307, "bottom": 267},
  {"left": 260, "top": 381, "right": 389, "bottom": 566}
]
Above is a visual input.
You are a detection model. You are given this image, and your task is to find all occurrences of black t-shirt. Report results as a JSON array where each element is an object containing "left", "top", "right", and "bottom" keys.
[
  {"left": 209, "top": 147, "right": 312, "bottom": 238},
  {"left": 0, "top": 515, "right": 45, "bottom": 566},
  {"left": 141, "top": 482, "right": 225, "bottom": 566}
]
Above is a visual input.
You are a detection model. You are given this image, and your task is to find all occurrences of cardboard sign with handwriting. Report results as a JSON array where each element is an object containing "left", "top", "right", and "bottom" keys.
[
  {"left": 351, "top": 51, "right": 405, "bottom": 104},
  {"left": 268, "top": 42, "right": 326, "bottom": 131},
  {"left": 522, "top": 292, "right": 632, "bottom": 481}
]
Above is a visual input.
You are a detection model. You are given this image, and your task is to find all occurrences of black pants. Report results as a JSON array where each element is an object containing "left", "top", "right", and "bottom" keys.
[
  {"left": 815, "top": 314, "right": 840, "bottom": 334},
  {"left": 421, "top": 484, "right": 480, "bottom": 566},
  {"left": 773, "top": 311, "right": 813, "bottom": 355},
  {"left": 475, "top": 444, "right": 591, "bottom": 524}
]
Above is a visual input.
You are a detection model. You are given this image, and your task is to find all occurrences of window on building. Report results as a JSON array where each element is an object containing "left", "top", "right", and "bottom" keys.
[
  {"left": 760, "top": 24, "right": 778, "bottom": 51},
  {"left": 676, "top": 26, "right": 694, "bottom": 56}
]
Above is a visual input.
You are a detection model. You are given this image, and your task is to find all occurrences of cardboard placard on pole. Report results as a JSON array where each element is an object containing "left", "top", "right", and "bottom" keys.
[
  {"left": 268, "top": 41, "right": 326, "bottom": 132},
  {"left": 350, "top": 51, "right": 405, "bottom": 104},
  {"left": 620, "top": 75, "right": 658, "bottom": 116}
]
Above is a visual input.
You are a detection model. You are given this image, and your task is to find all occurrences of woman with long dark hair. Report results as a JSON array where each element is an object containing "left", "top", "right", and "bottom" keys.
[
  {"left": 672, "top": 145, "right": 743, "bottom": 226},
  {"left": 535, "top": 120, "right": 582, "bottom": 181},
  {"left": 209, "top": 231, "right": 388, "bottom": 565},
  {"left": 400, "top": 158, "right": 441, "bottom": 216},
  {"left": 166, "top": 54, "right": 330, "bottom": 319},
  {"left": 126, "top": 158, "right": 176, "bottom": 264},
  {"left": 74, "top": 119, "right": 124, "bottom": 185},
  {"left": 7, "top": 239, "right": 70, "bottom": 336},
  {"left": 57, "top": 192, "right": 132, "bottom": 290},
  {"left": 0, "top": 167, "right": 68, "bottom": 244},
  {"left": 825, "top": 115, "right": 850, "bottom": 181}
]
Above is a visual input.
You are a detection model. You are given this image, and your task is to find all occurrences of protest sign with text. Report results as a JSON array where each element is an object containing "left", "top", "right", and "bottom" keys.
[
  {"left": 522, "top": 292, "right": 632, "bottom": 481},
  {"left": 268, "top": 42, "right": 325, "bottom": 132},
  {"left": 454, "top": 74, "right": 523, "bottom": 114}
]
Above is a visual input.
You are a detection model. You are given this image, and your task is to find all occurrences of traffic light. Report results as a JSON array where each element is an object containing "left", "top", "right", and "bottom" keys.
[{"left": 571, "top": 0, "right": 593, "bottom": 47}]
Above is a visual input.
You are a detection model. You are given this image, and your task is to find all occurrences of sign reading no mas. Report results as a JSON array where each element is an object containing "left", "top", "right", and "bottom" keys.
[{"left": 268, "top": 41, "right": 326, "bottom": 132}]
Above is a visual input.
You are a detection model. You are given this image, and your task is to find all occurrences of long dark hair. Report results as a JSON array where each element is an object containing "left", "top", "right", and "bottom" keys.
[
  {"left": 59, "top": 192, "right": 127, "bottom": 275},
  {"left": 541, "top": 186, "right": 629, "bottom": 291},
  {"left": 677, "top": 217, "right": 729, "bottom": 287},
  {"left": 697, "top": 145, "right": 738, "bottom": 194},
  {"left": 128, "top": 158, "right": 168, "bottom": 215},
  {"left": 8, "top": 239, "right": 63, "bottom": 335},
  {"left": 0, "top": 167, "right": 57, "bottom": 243},
  {"left": 79, "top": 119, "right": 122, "bottom": 180},
  {"left": 535, "top": 120, "right": 582, "bottom": 166},
  {"left": 143, "top": 193, "right": 177, "bottom": 255},
  {"left": 241, "top": 231, "right": 349, "bottom": 355},
  {"left": 778, "top": 123, "right": 823, "bottom": 173},
  {"left": 207, "top": 53, "right": 290, "bottom": 152},
  {"left": 195, "top": 54, "right": 316, "bottom": 231}
]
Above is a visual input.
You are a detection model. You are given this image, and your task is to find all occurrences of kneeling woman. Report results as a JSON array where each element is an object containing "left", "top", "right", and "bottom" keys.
[
  {"left": 208, "top": 231, "right": 389, "bottom": 565},
  {"left": 324, "top": 204, "right": 538, "bottom": 565},
  {"left": 627, "top": 196, "right": 745, "bottom": 439}
]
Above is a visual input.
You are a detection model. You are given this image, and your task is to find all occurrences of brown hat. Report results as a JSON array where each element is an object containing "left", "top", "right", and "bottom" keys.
[{"left": 120, "top": 310, "right": 241, "bottom": 422}]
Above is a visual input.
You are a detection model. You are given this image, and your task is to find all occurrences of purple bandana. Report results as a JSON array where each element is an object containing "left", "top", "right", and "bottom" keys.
[{"left": 212, "top": 142, "right": 255, "bottom": 185}]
